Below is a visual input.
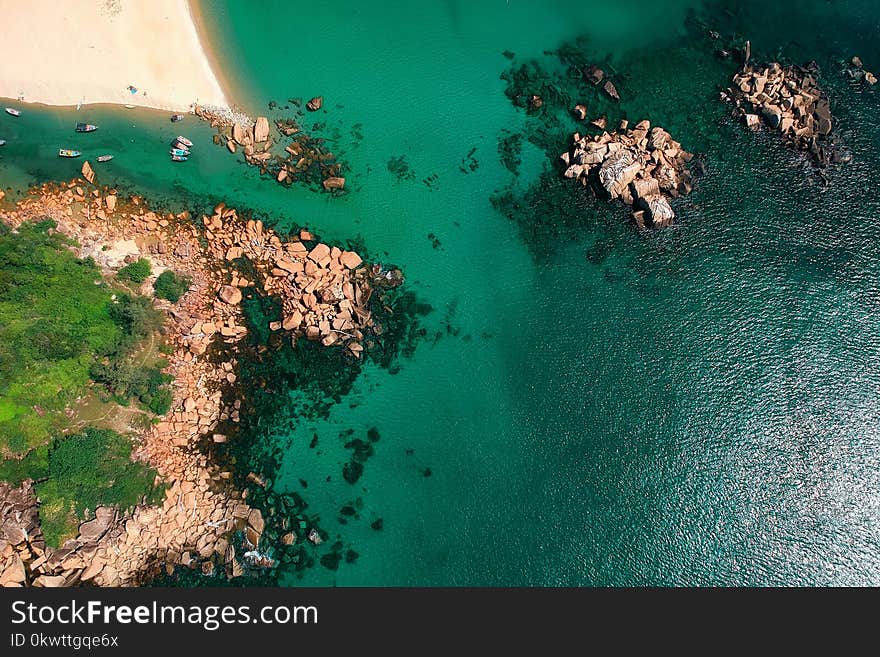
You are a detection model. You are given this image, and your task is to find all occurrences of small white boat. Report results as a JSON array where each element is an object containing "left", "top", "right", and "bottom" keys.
[
  {"left": 175, "top": 135, "right": 193, "bottom": 148},
  {"left": 58, "top": 149, "right": 81, "bottom": 158},
  {"left": 0, "top": 139, "right": 6, "bottom": 146},
  {"left": 97, "top": 154, "right": 114, "bottom": 162},
  {"left": 5, "top": 108, "right": 21, "bottom": 117},
  {"left": 124, "top": 104, "right": 136, "bottom": 109}
]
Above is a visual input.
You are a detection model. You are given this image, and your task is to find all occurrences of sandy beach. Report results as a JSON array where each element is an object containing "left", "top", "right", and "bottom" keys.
[{"left": 0, "top": 0, "right": 228, "bottom": 112}]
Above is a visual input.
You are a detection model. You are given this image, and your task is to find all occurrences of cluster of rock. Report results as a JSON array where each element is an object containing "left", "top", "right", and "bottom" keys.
[
  {"left": 845, "top": 56, "right": 878, "bottom": 86},
  {"left": 583, "top": 63, "right": 620, "bottom": 102},
  {"left": 195, "top": 105, "right": 345, "bottom": 192},
  {"left": 559, "top": 119, "right": 694, "bottom": 228},
  {"left": 0, "top": 482, "right": 44, "bottom": 586},
  {"left": 201, "top": 202, "right": 388, "bottom": 358},
  {"left": 0, "top": 178, "right": 392, "bottom": 586},
  {"left": 723, "top": 52, "right": 841, "bottom": 165}
]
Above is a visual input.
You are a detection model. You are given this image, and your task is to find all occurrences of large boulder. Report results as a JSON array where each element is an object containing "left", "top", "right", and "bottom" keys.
[
  {"left": 81, "top": 161, "right": 95, "bottom": 184},
  {"left": 639, "top": 194, "right": 676, "bottom": 228},
  {"left": 232, "top": 123, "right": 249, "bottom": 145},
  {"left": 218, "top": 285, "right": 242, "bottom": 305},
  {"left": 322, "top": 176, "right": 345, "bottom": 191},
  {"left": 598, "top": 149, "right": 642, "bottom": 199},
  {"left": 253, "top": 116, "right": 270, "bottom": 143},
  {"left": 306, "top": 96, "right": 324, "bottom": 111}
]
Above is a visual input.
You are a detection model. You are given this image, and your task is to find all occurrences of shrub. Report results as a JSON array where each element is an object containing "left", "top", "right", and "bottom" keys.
[
  {"left": 108, "top": 294, "right": 164, "bottom": 348},
  {"left": 146, "top": 387, "right": 173, "bottom": 416},
  {"left": 153, "top": 270, "right": 191, "bottom": 303},
  {"left": 37, "top": 428, "right": 162, "bottom": 546},
  {"left": 117, "top": 258, "right": 152, "bottom": 283}
]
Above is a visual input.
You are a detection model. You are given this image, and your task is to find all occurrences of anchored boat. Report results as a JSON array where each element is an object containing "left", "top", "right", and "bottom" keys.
[
  {"left": 97, "top": 154, "right": 114, "bottom": 162},
  {"left": 171, "top": 114, "right": 185, "bottom": 122},
  {"left": 5, "top": 108, "right": 21, "bottom": 117},
  {"left": 169, "top": 147, "right": 189, "bottom": 157},
  {"left": 170, "top": 154, "right": 188, "bottom": 162},
  {"left": 0, "top": 139, "right": 6, "bottom": 146},
  {"left": 175, "top": 135, "right": 193, "bottom": 148},
  {"left": 75, "top": 122, "right": 98, "bottom": 133},
  {"left": 58, "top": 149, "right": 81, "bottom": 158}
]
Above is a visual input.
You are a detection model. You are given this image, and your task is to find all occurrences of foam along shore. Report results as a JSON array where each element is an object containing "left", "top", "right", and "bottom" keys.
[{"left": 0, "top": 0, "right": 228, "bottom": 113}]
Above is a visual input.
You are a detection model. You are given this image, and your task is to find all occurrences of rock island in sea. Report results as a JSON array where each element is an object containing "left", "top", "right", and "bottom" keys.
[{"left": 0, "top": 177, "right": 403, "bottom": 587}]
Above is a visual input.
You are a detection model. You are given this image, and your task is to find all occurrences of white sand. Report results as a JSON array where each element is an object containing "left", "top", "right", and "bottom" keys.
[{"left": 0, "top": 0, "right": 228, "bottom": 112}]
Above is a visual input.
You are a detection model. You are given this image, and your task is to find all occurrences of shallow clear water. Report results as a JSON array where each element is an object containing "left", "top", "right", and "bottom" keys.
[{"left": 3, "top": 0, "right": 880, "bottom": 585}]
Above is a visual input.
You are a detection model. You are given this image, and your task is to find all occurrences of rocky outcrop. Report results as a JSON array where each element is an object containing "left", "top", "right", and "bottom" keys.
[
  {"left": 558, "top": 119, "right": 694, "bottom": 228},
  {"left": 846, "top": 55, "right": 877, "bottom": 86},
  {"left": 0, "top": 179, "right": 400, "bottom": 586},
  {"left": 722, "top": 50, "right": 845, "bottom": 166},
  {"left": 200, "top": 206, "right": 390, "bottom": 356},
  {"left": 306, "top": 96, "right": 324, "bottom": 111},
  {"left": 194, "top": 104, "right": 346, "bottom": 194}
]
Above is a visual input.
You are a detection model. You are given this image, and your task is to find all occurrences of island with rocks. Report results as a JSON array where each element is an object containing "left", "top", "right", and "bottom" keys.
[
  {"left": 0, "top": 176, "right": 402, "bottom": 587},
  {"left": 559, "top": 120, "right": 695, "bottom": 229},
  {"left": 722, "top": 41, "right": 851, "bottom": 166}
]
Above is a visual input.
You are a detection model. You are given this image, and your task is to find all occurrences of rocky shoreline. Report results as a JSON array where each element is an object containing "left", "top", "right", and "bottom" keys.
[
  {"left": 0, "top": 178, "right": 393, "bottom": 586},
  {"left": 195, "top": 104, "right": 346, "bottom": 192},
  {"left": 559, "top": 120, "right": 695, "bottom": 229}
]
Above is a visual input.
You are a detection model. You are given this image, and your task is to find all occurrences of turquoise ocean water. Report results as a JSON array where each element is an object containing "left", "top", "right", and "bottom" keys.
[{"left": 2, "top": 0, "right": 880, "bottom": 585}]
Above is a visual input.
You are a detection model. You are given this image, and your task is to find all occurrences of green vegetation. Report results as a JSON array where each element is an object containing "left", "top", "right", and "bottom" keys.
[
  {"left": 116, "top": 258, "right": 152, "bottom": 284},
  {"left": 153, "top": 269, "right": 191, "bottom": 303},
  {"left": 10, "top": 428, "right": 161, "bottom": 546},
  {"left": 0, "top": 220, "right": 124, "bottom": 452},
  {"left": 90, "top": 358, "right": 172, "bottom": 414},
  {"left": 0, "top": 221, "right": 169, "bottom": 546}
]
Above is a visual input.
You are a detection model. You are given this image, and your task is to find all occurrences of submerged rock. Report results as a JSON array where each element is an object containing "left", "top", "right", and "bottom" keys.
[
  {"left": 306, "top": 96, "right": 324, "bottom": 111},
  {"left": 602, "top": 80, "right": 620, "bottom": 101},
  {"left": 583, "top": 64, "right": 604, "bottom": 85}
]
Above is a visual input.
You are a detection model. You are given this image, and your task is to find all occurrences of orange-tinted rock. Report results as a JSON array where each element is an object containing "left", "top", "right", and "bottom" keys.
[
  {"left": 253, "top": 116, "right": 270, "bottom": 143},
  {"left": 339, "top": 251, "right": 362, "bottom": 269},
  {"left": 322, "top": 177, "right": 345, "bottom": 191},
  {"left": 307, "top": 243, "right": 331, "bottom": 263},
  {"left": 81, "top": 161, "right": 96, "bottom": 184},
  {"left": 218, "top": 285, "right": 242, "bottom": 305},
  {"left": 282, "top": 311, "right": 303, "bottom": 331},
  {"left": 306, "top": 96, "right": 324, "bottom": 111}
]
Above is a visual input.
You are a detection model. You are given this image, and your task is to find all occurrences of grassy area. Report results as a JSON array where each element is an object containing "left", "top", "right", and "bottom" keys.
[{"left": 0, "top": 219, "right": 168, "bottom": 546}]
